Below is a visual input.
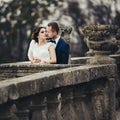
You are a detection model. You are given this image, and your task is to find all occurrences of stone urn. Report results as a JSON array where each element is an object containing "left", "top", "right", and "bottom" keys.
[
  {"left": 60, "top": 25, "right": 72, "bottom": 64},
  {"left": 82, "top": 25, "right": 119, "bottom": 64},
  {"left": 60, "top": 25, "right": 72, "bottom": 45}
]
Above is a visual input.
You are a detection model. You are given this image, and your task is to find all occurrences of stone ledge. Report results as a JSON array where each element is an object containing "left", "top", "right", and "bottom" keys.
[
  {"left": 0, "top": 61, "right": 79, "bottom": 80},
  {"left": 71, "top": 54, "right": 120, "bottom": 65},
  {"left": 71, "top": 57, "right": 91, "bottom": 64},
  {"left": 0, "top": 64, "right": 117, "bottom": 104}
]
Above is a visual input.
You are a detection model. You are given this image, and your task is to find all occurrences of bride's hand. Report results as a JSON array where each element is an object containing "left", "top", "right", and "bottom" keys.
[
  {"left": 31, "top": 58, "right": 41, "bottom": 63},
  {"left": 39, "top": 60, "right": 50, "bottom": 64},
  {"left": 40, "top": 60, "right": 48, "bottom": 64}
]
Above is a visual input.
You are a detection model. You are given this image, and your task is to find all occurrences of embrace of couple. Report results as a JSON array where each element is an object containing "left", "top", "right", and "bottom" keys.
[{"left": 27, "top": 21, "right": 70, "bottom": 64}]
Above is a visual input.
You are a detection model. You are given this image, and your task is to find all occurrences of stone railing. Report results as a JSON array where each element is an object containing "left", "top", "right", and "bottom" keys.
[
  {"left": 0, "top": 63, "right": 117, "bottom": 120},
  {"left": 0, "top": 61, "right": 77, "bottom": 81}
]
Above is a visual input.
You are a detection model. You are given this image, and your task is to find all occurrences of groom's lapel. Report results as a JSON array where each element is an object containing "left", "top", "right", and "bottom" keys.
[{"left": 56, "top": 38, "right": 61, "bottom": 49}]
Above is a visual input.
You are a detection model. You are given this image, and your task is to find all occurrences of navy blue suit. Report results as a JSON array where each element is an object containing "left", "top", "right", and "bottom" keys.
[{"left": 55, "top": 37, "right": 70, "bottom": 64}]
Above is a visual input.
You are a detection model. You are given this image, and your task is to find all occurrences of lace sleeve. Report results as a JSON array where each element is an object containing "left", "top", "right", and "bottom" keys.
[
  {"left": 27, "top": 40, "right": 36, "bottom": 60},
  {"left": 47, "top": 42, "right": 55, "bottom": 49}
]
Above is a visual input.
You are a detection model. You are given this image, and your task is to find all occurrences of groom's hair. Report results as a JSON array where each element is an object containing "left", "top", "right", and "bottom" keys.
[{"left": 48, "top": 22, "right": 59, "bottom": 33}]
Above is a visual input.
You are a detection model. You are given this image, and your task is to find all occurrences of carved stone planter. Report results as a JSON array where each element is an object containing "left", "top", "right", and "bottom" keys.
[
  {"left": 82, "top": 25, "right": 119, "bottom": 64},
  {"left": 60, "top": 25, "right": 72, "bottom": 45}
]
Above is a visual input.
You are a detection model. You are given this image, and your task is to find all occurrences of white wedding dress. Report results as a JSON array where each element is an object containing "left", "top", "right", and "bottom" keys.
[{"left": 28, "top": 40, "right": 54, "bottom": 62}]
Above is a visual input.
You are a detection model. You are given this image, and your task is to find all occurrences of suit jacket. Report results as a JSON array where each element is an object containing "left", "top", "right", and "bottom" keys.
[{"left": 55, "top": 37, "right": 70, "bottom": 64}]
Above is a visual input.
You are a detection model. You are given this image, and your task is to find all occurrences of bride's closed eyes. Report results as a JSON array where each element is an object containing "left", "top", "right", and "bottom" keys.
[{"left": 40, "top": 31, "right": 46, "bottom": 33}]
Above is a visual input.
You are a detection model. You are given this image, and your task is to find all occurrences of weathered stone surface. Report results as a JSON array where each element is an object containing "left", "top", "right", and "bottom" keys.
[
  {"left": 0, "top": 63, "right": 117, "bottom": 120},
  {"left": 0, "top": 62, "right": 77, "bottom": 81},
  {"left": 0, "top": 64, "right": 116, "bottom": 104},
  {"left": 71, "top": 54, "right": 120, "bottom": 65}
]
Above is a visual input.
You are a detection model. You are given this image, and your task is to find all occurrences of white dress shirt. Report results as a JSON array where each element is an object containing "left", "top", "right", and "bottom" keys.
[{"left": 54, "top": 36, "right": 60, "bottom": 48}]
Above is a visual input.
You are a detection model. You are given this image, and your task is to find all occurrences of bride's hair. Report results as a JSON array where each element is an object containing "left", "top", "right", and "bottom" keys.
[{"left": 31, "top": 26, "right": 46, "bottom": 43}]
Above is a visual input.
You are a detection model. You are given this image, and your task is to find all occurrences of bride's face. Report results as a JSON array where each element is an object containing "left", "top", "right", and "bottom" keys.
[{"left": 38, "top": 28, "right": 46, "bottom": 40}]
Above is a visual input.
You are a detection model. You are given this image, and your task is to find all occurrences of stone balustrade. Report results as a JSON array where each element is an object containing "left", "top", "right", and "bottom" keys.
[
  {"left": 0, "top": 63, "right": 117, "bottom": 120},
  {"left": 0, "top": 61, "right": 77, "bottom": 81}
]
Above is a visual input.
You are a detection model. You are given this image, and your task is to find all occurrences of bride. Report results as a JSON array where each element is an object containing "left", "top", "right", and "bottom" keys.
[{"left": 27, "top": 26, "right": 56, "bottom": 64}]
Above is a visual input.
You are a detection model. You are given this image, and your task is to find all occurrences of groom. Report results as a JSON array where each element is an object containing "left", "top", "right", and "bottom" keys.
[{"left": 46, "top": 21, "right": 70, "bottom": 64}]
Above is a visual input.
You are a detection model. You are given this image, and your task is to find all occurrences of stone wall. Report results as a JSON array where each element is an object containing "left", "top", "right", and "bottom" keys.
[{"left": 0, "top": 63, "right": 117, "bottom": 120}]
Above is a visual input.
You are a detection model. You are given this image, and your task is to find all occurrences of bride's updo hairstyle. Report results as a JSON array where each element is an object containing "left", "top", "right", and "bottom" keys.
[{"left": 31, "top": 26, "right": 46, "bottom": 43}]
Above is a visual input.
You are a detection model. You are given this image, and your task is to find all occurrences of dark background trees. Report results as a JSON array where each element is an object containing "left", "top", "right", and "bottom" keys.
[{"left": 0, "top": 0, "right": 119, "bottom": 63}]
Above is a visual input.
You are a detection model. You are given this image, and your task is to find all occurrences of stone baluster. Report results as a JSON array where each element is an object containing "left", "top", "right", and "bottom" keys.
[
  {"left": 90, "top": 78, "right": 116, "bottom": 120},
  {"left": 73, "top": 84, "right": 93, "bottom": 120},
  {"left": 91, "top": 79, "right": 105, "bottom": 120},
  {"left": 15, "top": 98, "right": 30, "bottom": 120},
  {"left": 61, "top": 86, "right": 78, "bottom": 120},
  {"left": 108, "top": 78, "right": 116, "bottom": 120},
  {"left": 15, "top": 110, "right": 29, "bottom": 120},
  {"left": 30, "top": 93, "right": 47, "bottom": 120},
  {"left": 47, "top": 89, "right": 63, "bottom": 120},
  {"left": 0, "top": 103, "right": 13, "bottom": 120}
]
